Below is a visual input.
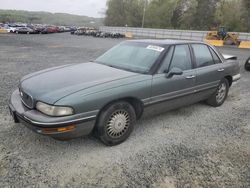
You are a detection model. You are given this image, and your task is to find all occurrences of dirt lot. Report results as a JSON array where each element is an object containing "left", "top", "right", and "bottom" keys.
[{"left": 0, "top": 33, "right": 249, "bottom": 187}]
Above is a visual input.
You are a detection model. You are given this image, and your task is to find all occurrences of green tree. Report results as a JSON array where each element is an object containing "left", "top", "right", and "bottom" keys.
[
  {"left": 144, "top": 0, "right": 176, "bottom": 28},
  {"left": 192, "top": 0, "right": 219, "bottom": 30},
  {"left": 171, "top": 0, "right": 186, "bottom": 29},
  {"left": 105, "top": 0, "right": 126, "bottom": 26},
  {"left": 177, "top": 0, "right": 197, "bottom": 30},
  {"left": 215, "top": 0, "right": 247, "bottom": 31},
  {"left": 105, "top": 0, "right": 144, "bottom": 27},
  {"left": 242, "top": 0, "right": 250, "bottom": 31},
  {"left": 104, "top": 0, "right": 250, "bottom": 32}
]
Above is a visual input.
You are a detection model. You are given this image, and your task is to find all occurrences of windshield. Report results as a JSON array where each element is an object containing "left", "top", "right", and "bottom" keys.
[{"left": 95, "top": 42, "right": 165, "bottom": 73}]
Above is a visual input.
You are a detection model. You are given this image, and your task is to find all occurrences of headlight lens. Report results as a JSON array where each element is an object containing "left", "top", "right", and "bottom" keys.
[{"left": 36, "top": 102, "right": 74, "bottom": 117}]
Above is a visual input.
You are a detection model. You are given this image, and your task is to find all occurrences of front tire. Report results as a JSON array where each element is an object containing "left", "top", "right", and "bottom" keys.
[
  {"left": 206, "top": 78, "right": 229, "bottom": 107},
  {"left": 96, "top": 101, "right": 136, "bottom": 146}
]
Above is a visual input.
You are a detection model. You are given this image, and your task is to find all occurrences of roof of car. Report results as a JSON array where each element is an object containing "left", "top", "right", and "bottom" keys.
[{"left": 128, "top": 39, "right": 205, "bottom": 45}]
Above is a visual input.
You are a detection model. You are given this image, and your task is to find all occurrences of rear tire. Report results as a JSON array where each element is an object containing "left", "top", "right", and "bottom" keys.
[
  {"left": 245, "top": 57, "right": 250, "bottom": 71},
  {"left": 206, "top": 78, "right": 229, "bottom": 107},
  {"left": 95, "top": 101, "right": 136, "bottom": 146}
]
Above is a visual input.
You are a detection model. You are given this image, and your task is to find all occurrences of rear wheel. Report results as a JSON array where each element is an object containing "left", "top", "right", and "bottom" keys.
[
  {"left": 95, "top": 101, "right": 136, "bottom": 146},
  {"left": 206, "top": 78, "right": 229, "bottom": 107},
  {"left": 245, "top": 57, "right": 250, "bottom": 71}
]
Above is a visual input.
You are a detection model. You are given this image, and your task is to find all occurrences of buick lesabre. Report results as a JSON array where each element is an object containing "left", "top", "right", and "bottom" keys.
[{"left": 9, "top": 40, "right": 240, "bottom": 145}]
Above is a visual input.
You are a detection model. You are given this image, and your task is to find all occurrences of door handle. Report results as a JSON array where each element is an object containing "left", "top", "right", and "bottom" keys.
[
  {"left": 186, "top": 75, "right": 196, "bottom": 79},
  {"left": 217, "top": 68, "right": 224, "bottom": 72}
]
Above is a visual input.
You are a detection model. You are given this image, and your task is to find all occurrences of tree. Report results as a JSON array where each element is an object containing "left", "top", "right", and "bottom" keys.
[
  {"left": 192, "top": 0, "right": 219, "bottom": 30},
  {"left": 171, "top": 0, "right": 186, "bottom": 29},
  {"left": 242, "top": 0, "right": 250, "bottom": 31},
  {"left": 144, "top": 0, "right": 176, "bottom": 28},
  {"left": 105, "top": 0, "right": 126, "bottom": 26},
  {"left": 104, "top": 0, "right": 250, "bottom": 32},
  {"left": 215, "top": 0, "right": 247, "bottom": 31},
  {"left": 105, "top": 0, "right": 144, "bottom": 27}
]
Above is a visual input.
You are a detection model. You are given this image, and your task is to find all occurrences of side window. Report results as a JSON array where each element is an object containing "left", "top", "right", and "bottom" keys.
[
  {"left": 209, "top": 47, "right": 222, "bottom": 64},
  {"left": 169, "top": 45, "right": 192, "bottom": 71},
  {"left": 158, "top": 46, "right": 174, "bottom": 73},
  {"left": 192, "top": 44, "right": 214, "bottom": 67}
]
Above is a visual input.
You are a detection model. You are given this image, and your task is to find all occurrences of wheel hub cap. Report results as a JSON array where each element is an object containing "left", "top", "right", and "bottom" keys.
[
  {"left": 216, "top": 83, "right": 226, "bottom": 103},
  {"left": 106, "top": 110, "right": 130, "bottom": 138}
]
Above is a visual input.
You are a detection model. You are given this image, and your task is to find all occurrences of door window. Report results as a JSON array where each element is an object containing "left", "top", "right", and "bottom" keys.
[
  {"left": 192, "top": 44, "right": 215, "bottom": 67},
  {"left": 169, "top": 45, "right": 192, "bottom": 71}
]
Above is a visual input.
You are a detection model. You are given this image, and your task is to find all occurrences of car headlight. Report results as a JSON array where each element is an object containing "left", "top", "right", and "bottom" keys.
[{"left": 36, "top": 102, "right": 74, "bottom": 117}]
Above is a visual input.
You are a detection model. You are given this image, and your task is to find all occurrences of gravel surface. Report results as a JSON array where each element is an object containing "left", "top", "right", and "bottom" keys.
[{"left": 0, "top": 33, "right": 250, "bottom": 187}]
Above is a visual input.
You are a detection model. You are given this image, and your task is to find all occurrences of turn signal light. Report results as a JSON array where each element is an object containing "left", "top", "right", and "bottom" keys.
[{"left": 41, "top": 125, "right": 76, "bottom": 134}]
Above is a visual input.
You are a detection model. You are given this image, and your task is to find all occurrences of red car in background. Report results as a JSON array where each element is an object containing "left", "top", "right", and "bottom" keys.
[{"left": 41, "top": 26, "right": 60, "bottom": 34}]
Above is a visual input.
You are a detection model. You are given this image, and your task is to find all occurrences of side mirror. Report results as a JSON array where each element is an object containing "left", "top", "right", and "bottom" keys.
[{"left": 165, "top": 67, "right": 183, "bottom": 78}]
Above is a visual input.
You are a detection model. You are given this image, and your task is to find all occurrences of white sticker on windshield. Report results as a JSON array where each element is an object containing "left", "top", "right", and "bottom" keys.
[{"left": 146, "top": 45, "right": 165, "bottom": 52}]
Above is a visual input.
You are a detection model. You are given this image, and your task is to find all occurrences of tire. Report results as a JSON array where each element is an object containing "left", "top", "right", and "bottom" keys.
[
  {"left": 206, "top": 78, "right": 229, "bottom": 107},
  {"left": 245, "top": 57, "right": 250, "bottom": 71},
  {"left": 224, "top": 39, "right": 233, "bottom": 45},
  {"left": 95, "top": 101, "right": 136, "bottom": 146}
]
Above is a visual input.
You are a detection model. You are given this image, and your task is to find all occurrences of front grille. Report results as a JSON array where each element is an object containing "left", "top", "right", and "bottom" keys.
[{"left": 20, "top": 89, "right": 34, "bottom": 109}]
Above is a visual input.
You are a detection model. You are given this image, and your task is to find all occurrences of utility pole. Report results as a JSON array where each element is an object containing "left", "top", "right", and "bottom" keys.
[{"left": 141, "top": 0, "right": 147, "bottom": 28}]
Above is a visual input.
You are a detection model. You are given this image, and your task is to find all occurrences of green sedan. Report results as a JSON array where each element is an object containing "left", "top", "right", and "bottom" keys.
[{"left": 9, "top": 40, "right": 240, "bottom": 145}]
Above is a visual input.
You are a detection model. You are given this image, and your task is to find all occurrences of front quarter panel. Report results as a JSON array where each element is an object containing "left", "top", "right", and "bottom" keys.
[{"left": 55, "top": 74, "right": 152, "bottom": 115}]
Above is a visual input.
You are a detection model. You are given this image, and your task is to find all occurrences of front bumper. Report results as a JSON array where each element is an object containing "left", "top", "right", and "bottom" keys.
[{"left": 9, "top": 89, "right": 97, "bottom": 140}]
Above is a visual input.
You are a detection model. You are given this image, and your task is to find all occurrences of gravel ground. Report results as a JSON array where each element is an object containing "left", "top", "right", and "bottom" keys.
[{"left": 0, "top": 33, "right": 250, "bottom": 187}]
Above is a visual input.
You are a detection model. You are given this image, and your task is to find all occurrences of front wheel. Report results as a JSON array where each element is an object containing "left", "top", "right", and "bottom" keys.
[
  {"left": 95, "top": 101, "right": 136, "bottom": 146},
  {"left": 206, "top": 78, "right": 229, "bottom": 107}
]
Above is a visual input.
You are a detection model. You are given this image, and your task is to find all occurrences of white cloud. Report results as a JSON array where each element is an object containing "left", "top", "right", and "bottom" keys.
[{"left": 0, "top": 0, "right": 107, "bottom": 17}]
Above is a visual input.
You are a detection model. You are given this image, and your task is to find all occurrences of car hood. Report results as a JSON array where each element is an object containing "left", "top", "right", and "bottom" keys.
[{"left": 20, "top": 62, "right": 139, "bottom": 104}]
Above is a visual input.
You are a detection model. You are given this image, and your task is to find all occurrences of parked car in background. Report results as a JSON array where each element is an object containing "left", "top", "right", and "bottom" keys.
[
  {"left": 41, "top": 26, "right": 60, "bottom": 34},
  {"left": 1, "top": 24, "right": 17, "bottom": 33},
  {"left": 0, "top": 27, "right": 8, "bottom": 33},
  {"left": 15, "top": 27, "right": 37, "bottom": 34},
  {"left": 9, "top": 40, "right": 240, "bottom": 146},
  {"left": 245, "top": 57, "right": 250, "bottom": 71},
  {"left": 74, "top": 28, "right": 85, "bottom": 35}
]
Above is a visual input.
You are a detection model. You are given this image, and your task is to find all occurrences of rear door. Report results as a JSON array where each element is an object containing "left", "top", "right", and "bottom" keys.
[
  {"left": 191, "top": 44, "right": 224, "bottom": 98},
  {"left": 150, "top": 44, "right": 196, "bottom": 109}
]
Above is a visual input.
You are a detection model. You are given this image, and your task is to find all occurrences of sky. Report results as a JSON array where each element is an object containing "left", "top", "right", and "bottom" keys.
[{"left": 0, "top": 0, "right": 107, "bottom": 18}]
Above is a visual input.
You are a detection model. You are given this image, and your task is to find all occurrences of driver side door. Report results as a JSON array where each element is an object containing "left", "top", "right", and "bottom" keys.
[{"left": 149, "top": 44, "right": 196, "bottom": 113}]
